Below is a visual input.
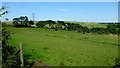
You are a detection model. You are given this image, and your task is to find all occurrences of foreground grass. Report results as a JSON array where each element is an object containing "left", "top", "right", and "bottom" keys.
[{"left": 7, "top": 27, "right": 118, "bottom": 66}]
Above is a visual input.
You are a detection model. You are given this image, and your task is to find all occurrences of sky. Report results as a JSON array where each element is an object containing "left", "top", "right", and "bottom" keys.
[
  {"left": 1, "top": 2, "right": 118, "bottom": 22},
  {"left": 2, "top": 0, "right": 120, "bottom": 2}
]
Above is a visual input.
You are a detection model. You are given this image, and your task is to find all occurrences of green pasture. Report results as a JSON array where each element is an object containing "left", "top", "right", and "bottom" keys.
[{"left": 7, "top": 27, "right": 118, "bottom": 66}]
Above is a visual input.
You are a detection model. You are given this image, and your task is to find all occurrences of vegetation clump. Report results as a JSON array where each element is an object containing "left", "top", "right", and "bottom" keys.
[
  {"left": 35, "top": 20, "right": 119, "bottom": 35},
  {"left": 12, "top": 16, "right": 34, "bottom": 27}
]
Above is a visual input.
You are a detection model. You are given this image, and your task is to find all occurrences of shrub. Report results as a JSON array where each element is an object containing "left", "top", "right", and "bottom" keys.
[
  {"left": 2, "top": 23, "right": 20, "bottom": 67},
  {"left": 36, "top": 21, "right": 46, "bottom": 28}
]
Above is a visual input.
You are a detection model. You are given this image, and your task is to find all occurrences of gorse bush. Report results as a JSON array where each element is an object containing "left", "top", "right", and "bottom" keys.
[{"left": 2, "top": 23, "right": 21, "bottom": 68}]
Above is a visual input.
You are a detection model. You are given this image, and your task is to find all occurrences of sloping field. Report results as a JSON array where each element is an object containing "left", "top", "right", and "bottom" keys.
[
  {"left": 64, "top": 21, "right": 108, "bottom": 28},
  {"left": 7, "top": 27, "right": 118, "bottom": 66}
]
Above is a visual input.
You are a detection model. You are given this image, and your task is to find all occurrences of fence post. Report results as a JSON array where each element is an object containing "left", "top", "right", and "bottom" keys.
[{"left": 20, "top": 42, "right": 24, "bottom": 67}]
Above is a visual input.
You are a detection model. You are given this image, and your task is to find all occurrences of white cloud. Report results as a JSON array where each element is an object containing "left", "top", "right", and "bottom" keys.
[{"left": 57, "top": 8, "right": 69, "bottom": 12}]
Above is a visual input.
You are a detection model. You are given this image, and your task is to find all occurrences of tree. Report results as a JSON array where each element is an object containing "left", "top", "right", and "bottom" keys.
[
  {"left": 90, "top": 28, "right": 109, "bottom": 34},
  {"left": 13, "top": 18, "right": 19, "bottom": 25},
  {"left": 5, "top": 18, "right": 9, "bottom": 22},
  {"left": 57, "top": 21, "right": 65, "bottom": 29},
  {"left": 65, "top": 23, "right": 72, "bottom": 31},
  {"left": 29, "top": 20, "right": 34, "bottom": 25},
  {"left": 82, "top": 26, "right": 90, "bottom": 33},
  {"left": 107, "top": 24, "right": 118, "bottom": 34},
  {"left": 0, "top": 6, "right": 8, "bottom": 17},
  {"left": 12, "top": 16, "right": 30, "bottom": 27},
  {"left": 19, "top": 16, "right": 29, "bottom": 25},
  {"left": 36, "top": 21, "right": 46, "bottom": 28},
  {"left": 45, "top": 20, "right": 56, "bottom": 29}
]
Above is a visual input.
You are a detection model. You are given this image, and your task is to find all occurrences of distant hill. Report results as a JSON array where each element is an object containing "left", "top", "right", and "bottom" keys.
[{"left": 64, "top": 21, "right": 108, "bottom": 28}]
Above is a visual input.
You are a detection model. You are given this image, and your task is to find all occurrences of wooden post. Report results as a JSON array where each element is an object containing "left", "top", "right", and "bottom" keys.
[{"left": 20, "top": 42, "right": 24, "bottom": 67}]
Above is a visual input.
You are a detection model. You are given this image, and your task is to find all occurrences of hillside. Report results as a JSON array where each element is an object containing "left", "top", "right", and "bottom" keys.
[{"left": 7, "top": 27, "right": 118, "bottom": 66}]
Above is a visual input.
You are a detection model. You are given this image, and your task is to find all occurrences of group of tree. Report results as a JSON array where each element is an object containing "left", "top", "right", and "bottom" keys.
[
  {"left": 90, "top": 23, "right": 120, "bottom": 34},
  {"left": 13, "top": 16, "right": 120, "bottom": 34},
  {"left": 12, "top": 15, "right": 119, "bottom": 35},
  {"left": 0, "top": 6, "right": 8, "bottom": 17},
  {"left": 107, "top": 23, "right": 120, "bottom": 34},
  {"left": 12, "top": 16, "right": 34, "bottom": 27},
  {"left": 36, "top": 20, "right": 90, "bottom": 34},
  {"left": 36, "top": 20, "right": 120, "bottom": 35},
  {"left": 12, "top": 16, "right": 119, "bottom": 35}
]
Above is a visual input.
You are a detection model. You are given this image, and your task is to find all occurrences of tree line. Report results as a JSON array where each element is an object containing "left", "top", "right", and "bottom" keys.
[
  {"left": 36, "top": 21, "right": 120, "bottom": 35},
  {"left": 36, "top": 20, "right": 90, "bottom": 34},
  {"left": 12, "top": 16, "right": 120, "bottom": 35},
  {"left": 90, "top": 23, "right": 120, "bottom": 34}
]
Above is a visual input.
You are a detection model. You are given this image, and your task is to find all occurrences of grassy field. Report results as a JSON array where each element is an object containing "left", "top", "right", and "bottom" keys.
[
  {"left": 64, "top": 21, "right": 108, "bottom": 28},
  {"left": 7, "top": 27, "right": 118, "bottom": 66}
]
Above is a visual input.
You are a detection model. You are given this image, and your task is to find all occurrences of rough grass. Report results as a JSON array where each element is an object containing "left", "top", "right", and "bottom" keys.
[
  {"left": 64, "top": 21, "right": 108, "bottom": 28},
  {"left": 7, "top": 27, "right": 118, "bottom": 66}
]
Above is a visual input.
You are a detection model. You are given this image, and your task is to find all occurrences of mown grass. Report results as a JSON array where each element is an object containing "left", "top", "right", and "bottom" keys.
[{"left": 7, "top": 27, "right": 118, "bottom": 66}]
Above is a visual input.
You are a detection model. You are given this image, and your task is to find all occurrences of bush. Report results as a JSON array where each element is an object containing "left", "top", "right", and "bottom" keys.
[
  {"left": 2, "top": 23, "right": 21, "bottom": 67},
  {"left": 90, "top": 28, "right": 109, "bottom": 34},
  {"left": 107, "top": 24, "right": 119, "bottom": 34},
  {"left": 36, "top": 21, "right": 46, "bottom": 28},
  {"left": 13, "top": 24, "right": 29, "bottom": 27}
]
